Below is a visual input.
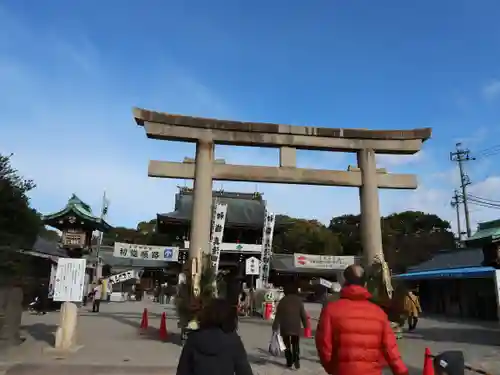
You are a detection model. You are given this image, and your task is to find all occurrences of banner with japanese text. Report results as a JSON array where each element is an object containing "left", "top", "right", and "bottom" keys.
[{"left": 113, "top": 242, "right": 179, "bottom": 262}]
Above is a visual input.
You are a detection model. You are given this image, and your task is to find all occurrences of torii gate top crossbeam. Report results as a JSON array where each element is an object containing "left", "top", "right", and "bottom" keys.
[{"left": 133, "top": 107, "right": 431, "bottom": 154}]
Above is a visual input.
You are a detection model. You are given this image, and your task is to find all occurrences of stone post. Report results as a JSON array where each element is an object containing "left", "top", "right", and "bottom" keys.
[
  {"left": 357, "top": 148, "right": 384, "bottom": 266},
  {"left": 54, "top": 301, "right": 79, "bottom": 351},
  {"left": 188, "top": 140, "right": 214, "bottom": 300},
  {"left": 0, "top": 286, "right": 24, "bottom": 347}
]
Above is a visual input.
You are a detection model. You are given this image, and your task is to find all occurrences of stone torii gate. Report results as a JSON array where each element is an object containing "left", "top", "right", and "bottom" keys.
[{"left": 133, "top": 107, "right": 431, "bottom": 269}]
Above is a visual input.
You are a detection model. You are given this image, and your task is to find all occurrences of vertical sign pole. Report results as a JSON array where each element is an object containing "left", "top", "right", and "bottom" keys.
[
  {"left": 259, "top": 211, "right": 275, "bottom": 288},
  {"left": 210, "top": 203, "right": 228, "bottom": 294}
]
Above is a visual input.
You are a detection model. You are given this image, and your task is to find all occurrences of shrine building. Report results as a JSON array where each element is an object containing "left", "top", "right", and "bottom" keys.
[
  {"left": 43, "top": 194, "right": 113, "bottom": 280},
  {"left": 156, "top": 187, "right": 278, "bottom": 284}
]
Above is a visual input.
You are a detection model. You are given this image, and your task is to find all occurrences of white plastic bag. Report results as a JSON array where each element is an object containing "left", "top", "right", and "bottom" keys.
[{"left": 269, "top": 331, "right": 286, "bottom": 356}]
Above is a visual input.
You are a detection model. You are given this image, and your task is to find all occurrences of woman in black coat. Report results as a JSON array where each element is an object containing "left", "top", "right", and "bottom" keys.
[{"left": 176, "top": 298, "right": 253, "bottom": 375}]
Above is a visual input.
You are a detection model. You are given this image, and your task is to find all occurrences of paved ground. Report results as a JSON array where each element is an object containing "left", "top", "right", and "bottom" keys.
[{"left": 0, "top": 301, "right": 499, "bottom": 374}]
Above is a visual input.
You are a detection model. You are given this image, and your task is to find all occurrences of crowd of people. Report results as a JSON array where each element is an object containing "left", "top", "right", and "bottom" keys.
[{"left": 175, "top": 264, "right": 459, "bottom": 375}]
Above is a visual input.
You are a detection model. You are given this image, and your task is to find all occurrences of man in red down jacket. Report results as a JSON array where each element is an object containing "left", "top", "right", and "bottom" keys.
[{"left": 315, "top": 265, "right": 409, "bottom": 375}]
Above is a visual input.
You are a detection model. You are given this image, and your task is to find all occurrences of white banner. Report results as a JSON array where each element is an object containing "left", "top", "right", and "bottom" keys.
[
  {"left": 113, "top": 242, "right": 179, "bottom": 262},
  {"left": 259, "top": 211, "right": 275, "bottom": 286},
  {"left": 293, "top": 253, "right": 356, "bottom": 270},
  {"left": 48, "top": 263, "right": 57, "bottom": 298},
  {"left": 53, "top": 258, "right": 87, "bottom": 302},
  {"left": 210, "top": 203, "right": 228, "bottom": 272},
  {"left": 311, "top": 277, "right": 334, "bottom": 289},
  {"left": 106, "top": 269, "right": 141, "bottom": 285},
  {"left": 183, "top": 241, "right": 261, "bottom": 253}
]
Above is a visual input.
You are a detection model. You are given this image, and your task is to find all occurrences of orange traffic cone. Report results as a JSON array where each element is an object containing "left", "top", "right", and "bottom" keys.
[
  {"left": 140, "top": 308, "right": 148, "bottom": 330},
  {"left": 159, "top": 312, "right": 168, "bottom": 340},
  {"left": 423, "top": 347, "right": 434, "bottom": 375},
  {"left": 304, "top": 313, "right": 312, "bottom": 338}
]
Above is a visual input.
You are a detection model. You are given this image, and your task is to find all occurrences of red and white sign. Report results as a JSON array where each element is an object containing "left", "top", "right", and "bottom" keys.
[{"left": 293, "top": 253, "right": 356, "bottom": 270}]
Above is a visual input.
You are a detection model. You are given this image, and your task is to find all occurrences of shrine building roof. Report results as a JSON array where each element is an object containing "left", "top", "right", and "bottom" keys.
[
  {"left": 157, "top": 189, "right": 267, "bottom": 228},
  {"left": 42, "top": 194, "right": 112, "bottom": 232},
  {"left": 464, "top": 218, "right": 500, "bottom": 246},
  {"left": 405, "top": 247, "right": 483, "bottom": 273}
]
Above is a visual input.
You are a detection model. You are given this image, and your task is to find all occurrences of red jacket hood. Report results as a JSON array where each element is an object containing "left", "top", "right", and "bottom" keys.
[{"left": 340, "top": 284, "right": 372, "bottom": 300}]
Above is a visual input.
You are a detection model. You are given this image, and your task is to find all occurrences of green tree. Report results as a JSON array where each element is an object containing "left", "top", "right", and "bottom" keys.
[
  {"left": 0, "top": 154, "right": 42, "bottom": 283},
  {"left": 382, "top": 211, "right": 455, "bottom": 273},
  {"left": 329, "top": 214, "right": 362, "bottom": 256},
  {"left": 0, "top": 154, "right": 41, "bottom": 248},
  {"left": 329, "top": 211, "right": 455, "bottom": 273},
  {"left": 101, "top": 226, "right": 147, "bottom": 246},
  {"left": 101, "top": 220, "right": 174, "bottom": 247},
  {"left": 137, "top": 219, "right": 157, "bottom": 234},
  {"left": 274, "top": 215, "right": 342, "bottom": 255}
]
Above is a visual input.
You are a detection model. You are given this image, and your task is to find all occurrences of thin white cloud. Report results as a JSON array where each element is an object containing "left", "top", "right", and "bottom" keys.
[
  {"left": 482, "top": 80, "right": 500, "bottom": 100},
  {"left": 376, "top": 151, "right": 425, "bottom": 168},
  {"left": 453, "top": 128, "right": 489, "bottom": 148},
  {"left": 386, "top": 175, "right": 500, "bottom": 237},
  {"left": 49, "top": 33, "right": 101, "bottom": 75},
  {"left": 384, "top": 185, "right": 450, "bottom": 218},
  {"left": 431, "top": 166, "right": 462, "bottom": 187},
  {"left": 469, "top": 176, "right": 500, "bottom": 202}
]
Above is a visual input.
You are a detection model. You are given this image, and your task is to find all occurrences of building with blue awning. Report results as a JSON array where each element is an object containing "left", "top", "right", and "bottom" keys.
[
  {"left": 393, "top": 247, "right": 499, "bottom": 321},
  {"left": 394, "top": 265, "right": 495, "bottom": 280}
]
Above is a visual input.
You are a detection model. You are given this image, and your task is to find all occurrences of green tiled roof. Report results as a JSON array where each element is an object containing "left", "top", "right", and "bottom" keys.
[
  {"left": 465, "top": 219, "right": 500, "bottom": 245},
  {"left": 42, "top": 194, "right": 112, "bottom": 231}
]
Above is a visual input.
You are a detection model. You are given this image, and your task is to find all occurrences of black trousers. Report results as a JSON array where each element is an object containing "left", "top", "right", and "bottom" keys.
[
  {"left": 92, "top": 299, "right": 101, "bottom": 312},
  {"left": 282, "top": 335, "right": 300, "bottom": 366},
  {"left": 407, "top": 316, "right": 418, "bottom": 331},
  {"left": 34, "top": 298, "right": 47, "bottom": 314}
]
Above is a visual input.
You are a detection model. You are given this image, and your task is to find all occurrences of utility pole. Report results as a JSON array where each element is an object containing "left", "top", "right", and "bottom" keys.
[
  {"left": 450, "top": 143, "right": 475, "bottom": 237},
  {"left": 450, "top": 189, "right": 462, "bottom": 242}
]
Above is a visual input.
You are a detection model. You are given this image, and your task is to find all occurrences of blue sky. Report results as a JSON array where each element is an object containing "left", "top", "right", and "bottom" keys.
[{"left": 2, "top": 0, "right": 500, "bottom": 234}]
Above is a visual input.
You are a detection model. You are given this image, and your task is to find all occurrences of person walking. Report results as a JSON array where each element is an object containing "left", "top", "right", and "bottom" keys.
[
  {"left": 176, "top": 298, "right": 253, "bottom": 375},
  {"left": 404, "top": 290, "right": 422, "bottom": 331},
  {"left": 272, "top": 283, "right": 308, "bottom": 369},
  {"left": 92, "top": 280, "right": 104, "bottom": 313},
  {"left": 315, "top": 265, "right": 409, "bottom": 375}
]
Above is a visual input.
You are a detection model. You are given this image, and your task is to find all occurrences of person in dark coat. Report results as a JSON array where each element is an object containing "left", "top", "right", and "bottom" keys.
[
  {"left": 34, "top": 283, "right": 48, "bottom": 315},
  {"left": 176, "top": 298, "right": 253, "bottom": 375},
  {"left": 272, "top": 283, "right": 308, "bottom": 369}
]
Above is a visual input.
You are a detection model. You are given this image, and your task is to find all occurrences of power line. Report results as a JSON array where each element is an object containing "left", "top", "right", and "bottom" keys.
[
  {"left": 475, "top": 144, "right": 500, "bottom": 154},
  {"left": 468, "top": 200, "right": 500, "bottom": 210},
  {"left": 467, "top": 193, "right": 500, "bottom": 204},
  {"left": 466, "top": 195, "right": 500, "bottom": 209},
  {"left": 473, "top": 144, "right": 500, "bottom": 160},
  {"left": 450, "top": 143, "right": 475, "bottom": 237}
]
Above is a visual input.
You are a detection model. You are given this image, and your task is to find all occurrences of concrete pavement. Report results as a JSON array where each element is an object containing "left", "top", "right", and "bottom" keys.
[{"left": 0, "top": 301, "right": 498, "bottom": 375}]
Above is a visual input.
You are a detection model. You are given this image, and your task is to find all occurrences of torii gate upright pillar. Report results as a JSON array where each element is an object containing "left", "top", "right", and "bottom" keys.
[
  {"left": 357, "top": 148, "right": 384, "bottom": 266},
  {"left": 188, "top": 140, "right": 214, "bottom": 297},
  {"left": 190, "top": 141, "right": 214, "bottom": 259}
]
